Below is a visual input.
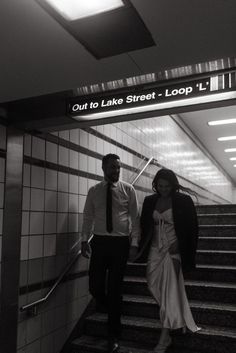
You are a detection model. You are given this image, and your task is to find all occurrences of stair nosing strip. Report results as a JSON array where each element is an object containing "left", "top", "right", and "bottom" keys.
[
  {"left": 198, "top": 213, "right": 236, "bottom": 216},
  {"left": 199, "top": 224, "right": 236, "bottom": 227},
  {"left": 197, "top": 249, "right": 236, "bottom": 253},
  {"left": 123, "top": 294, "right": 236, "bottom": 311},
  {"left": 128, "top": 263, "right": 236, "bottom": 270},
  {"left": 199, "top": 236, "right": 236, "bottom": 240},
  {"left": 124, "top": 276, "right": 236, "bottom": 288}
]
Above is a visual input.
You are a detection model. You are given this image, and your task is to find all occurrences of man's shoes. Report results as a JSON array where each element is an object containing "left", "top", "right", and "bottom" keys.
[
  {"left": 153, "top": 336, "right": 172, "bottom": 353},
  {"left": 108, "top": 337, "right": 120, "bottom": 353}
]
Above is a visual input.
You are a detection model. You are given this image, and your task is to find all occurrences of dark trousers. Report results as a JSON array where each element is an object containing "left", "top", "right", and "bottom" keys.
[{"left": 89, "top": 235, "right": 130, "bottom": 337}]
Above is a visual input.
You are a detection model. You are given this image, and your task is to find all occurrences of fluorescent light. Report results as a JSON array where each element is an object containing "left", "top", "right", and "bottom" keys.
[
  {"left": 225, "top": 148, "right": 236, "bottom": 152},
  {"left": 234, "top": 165, "right": 236, "bottom": 167},
  {"left": 74, "top": 91, "right": 236, "bottom": 121},
  {"left": 45, "top": 0, "right": 124, "bottom": 21},
  {"left": 208, "top": 118, "right": 236, "bottom": 126},
  {"left": 200, "top": 176, "right": 221, "bottom": 180},
  {"left": 208, "top": 182, "right": 229, "bottom": 186},
  {"left": 185, "top": 166, "right": 212, "bottom": 171},
  {"left": 218, "top": 136, "right": 236, "bottom": 141},
  {"left": 229, "top": 157, "right": 236, "bottom": 160}
]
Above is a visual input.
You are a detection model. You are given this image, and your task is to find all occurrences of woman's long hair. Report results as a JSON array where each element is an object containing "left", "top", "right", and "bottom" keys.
[{"left": 152, "top": 168, "right": 198, "bottom": 199}]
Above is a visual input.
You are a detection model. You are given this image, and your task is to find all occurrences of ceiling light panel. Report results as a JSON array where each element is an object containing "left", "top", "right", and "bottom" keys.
[
  {"left": 208, "top": 118, "right": 236, "bottom": 126},
  {"left": 218, "top": 136, "right": 236, "bottom": 141},
  {"left": 37, "top": 0, "right": 155, "bottom": 58},
  {"left": 225, "top": 148, "right": 236, "bottom": 152},
  {"left": 45, "top": 0, "right": 124, "bottom": 20}
]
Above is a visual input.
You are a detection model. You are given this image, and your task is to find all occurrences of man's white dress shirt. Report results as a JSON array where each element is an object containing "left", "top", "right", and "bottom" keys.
[{"left": 81, "top": 180, "right": 140, "bottom": 246}]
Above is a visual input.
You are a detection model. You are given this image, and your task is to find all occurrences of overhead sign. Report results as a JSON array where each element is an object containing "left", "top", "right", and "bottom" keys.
[{"left": 68, "top": 71, "right": 236, "bottom": 119}]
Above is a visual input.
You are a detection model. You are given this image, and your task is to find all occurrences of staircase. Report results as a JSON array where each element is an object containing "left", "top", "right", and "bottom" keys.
[{"left": 70, "top": 204, "right": 236, "bottom": 353}]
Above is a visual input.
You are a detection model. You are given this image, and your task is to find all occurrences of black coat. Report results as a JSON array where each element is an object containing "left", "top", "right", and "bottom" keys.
[{"left": 137, "top": 192, "right": 199, "bottom": 273}]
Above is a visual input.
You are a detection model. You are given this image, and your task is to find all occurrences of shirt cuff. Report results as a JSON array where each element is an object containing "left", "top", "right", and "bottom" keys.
[
  {"left": 131, "top": 237, "right": 139, "bottom": 247},
  {"left": 81, "top": 233, "right": 89, "bottom": 242}
]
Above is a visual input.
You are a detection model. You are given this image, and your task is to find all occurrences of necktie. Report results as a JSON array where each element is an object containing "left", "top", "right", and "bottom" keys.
[{"left": 106, "top": 182, "right": 113, "bottom": 233}]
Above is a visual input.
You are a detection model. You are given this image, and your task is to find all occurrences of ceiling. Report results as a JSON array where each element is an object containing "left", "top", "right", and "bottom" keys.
[
  {"left": 1, "top": 0, "right": 236, "bottom": 182},
  {"left": 1, "top": 0, "right": 236, "bottom": 103},
  {"left": 179, "top": 105, "right": 236, "bottom": 184}
]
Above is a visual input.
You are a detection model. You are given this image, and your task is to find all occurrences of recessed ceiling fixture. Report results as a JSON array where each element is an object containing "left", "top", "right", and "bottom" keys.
[
  {"left": 225, "top": 148, "right": 236, "bottom": 152},
  {"left": 229, "top": 157, "right": 236, "bottom": 160},
  {"left": 208, "top": 118, "right": 236, "bottom": 126},
  {"left": 36, "top": 0, "right": 155, "bottom": 58},
  {"left": 45, "top": 0, "right": 125, "bottom": 21},
  {"left": 218, "top": 136, "right": 236, "bottom": 141}
]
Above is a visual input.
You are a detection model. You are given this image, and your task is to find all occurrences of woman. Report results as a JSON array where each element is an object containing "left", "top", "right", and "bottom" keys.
[{"left": 137, "top": 168, "right": 200, "bottom": 353}]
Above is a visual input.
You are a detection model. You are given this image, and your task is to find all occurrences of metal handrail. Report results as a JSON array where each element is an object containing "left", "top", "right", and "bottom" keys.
[
  {"left": 20, "top": 235, "right": 93, "bottom": 316},
  {"left": 129, "top": 156, "right": 148, "bottom": 183},
  {"left": 131, "top": 157, "right": 154, "bottom": 185}
]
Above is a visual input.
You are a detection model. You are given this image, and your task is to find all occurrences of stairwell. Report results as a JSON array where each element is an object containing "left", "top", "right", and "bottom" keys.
[{"left": 70, "top": 204, "right": 236, "bottom": 353}]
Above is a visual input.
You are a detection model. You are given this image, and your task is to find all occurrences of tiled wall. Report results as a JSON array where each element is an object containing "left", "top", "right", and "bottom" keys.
[
  {"left": 18, "top": 131, "right": 92, "bottom": 353},
  {"left": 0, "top": 124, "right": 6, "bottom": 297},
  {"left": 111, "top": 115, "right": 234, "bottom": 204},
  {"left": 0, "top": 113, "right": 234, "bottom": 353}
]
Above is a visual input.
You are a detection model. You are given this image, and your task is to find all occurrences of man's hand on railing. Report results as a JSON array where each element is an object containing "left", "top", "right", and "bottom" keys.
[
  {"left": 81, "top": 241, "right": 91, "bottom": 258},
  {"left": 128, "top": 245, "right": 139, "bottom": 262}
]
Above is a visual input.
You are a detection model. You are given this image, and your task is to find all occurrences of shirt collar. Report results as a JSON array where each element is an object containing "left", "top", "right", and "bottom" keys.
[{"left": 102, "top": 179, "right": 119, "bottom": 187}]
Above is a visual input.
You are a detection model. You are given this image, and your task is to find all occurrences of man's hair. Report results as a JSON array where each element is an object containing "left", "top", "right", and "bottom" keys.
[{"left": 102, "top": 154, "right": 120, "bottom": 168}]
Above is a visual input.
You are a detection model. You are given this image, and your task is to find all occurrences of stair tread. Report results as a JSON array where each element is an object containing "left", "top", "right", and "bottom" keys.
[
  {"left": 72, "top": 335, "right": 151, "bottom": 352},
  {"left": 197, "top": 249, "right": 236, "bottom": 253},
  {"left": 128, "top": 263, "right": 236, "bottom": 270},
  {"left": 197, "top": 264, "right": 236, "bottom": 270},
  {"left": 185, "top": 280, "right": 236, "bottom": 288},
  {"left": 123, "top": 294, "right": 236, "bottom": 311},
  {"left": 199, "top": 224, "right": 236, "bottom": 227},
  {"left": 199, "top": 236, "right": 236, "bottom": 239},
  {"left": 128, "top": 262, "right": 236, "bottom": 271},
  {"left": 124, "top": 276, "right": 236, "bottom": 288},
  {"left": 86, "top": 313, "right": 236, "bottom": 338},
  {"left": 198, "top": 213, "right": 236, "bottom": 216},
  {"left": 123, "top": 293, "right": 236, "bottom": 309},
  {"left": 72, "top": 335, "right": 200, "bottom": 353}
]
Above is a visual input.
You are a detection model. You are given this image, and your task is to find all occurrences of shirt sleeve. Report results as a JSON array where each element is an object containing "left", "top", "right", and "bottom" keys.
[
  {"left": 81, "top": 187, "right": 95, "bottom": 242},
  {"left": 128, "top": 185, "right": 141, "bottom": 247}
]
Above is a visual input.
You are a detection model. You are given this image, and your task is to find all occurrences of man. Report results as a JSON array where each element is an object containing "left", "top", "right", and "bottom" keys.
[{"left": 81, "top": 153, "right": 140, "bottom": 353}]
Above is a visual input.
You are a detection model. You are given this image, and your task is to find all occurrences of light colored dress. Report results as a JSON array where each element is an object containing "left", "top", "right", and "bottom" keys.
[{"left": 147, "top": 208, "right": 200, "bottom": 331}]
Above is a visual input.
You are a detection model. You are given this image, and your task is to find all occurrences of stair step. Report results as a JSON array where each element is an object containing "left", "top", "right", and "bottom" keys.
[
  {"left": 196, "top": 204, "right": 236, "bottom": 214},
  {"left": 122, "top": 294, "right": 236, "bottom": 327},
  {"left": 197, "top": 250, "right": 236, "bottom": 266},
  {"left": 123, "top": 277, "right": 236, "bottom": 304},
  {"left": 71, "top": 335, "right": 206, "bottom": 353},
  {"left": 82, "top": 313, "right": 236, "bottom": 353},
  {"left": 199, "top": 225, "right": 236, "bottom": 237},
  {"left": 198, "top": 237, "right": 236, "bottom": 250},
  {"left": 188, "top": 264, "right": 236, "bottom": 283},
  {"left": 198, "top": 214, "right": 236, "bottom": 225},
  {"left": 71, "top": 207, "right": 236, "bottom": 353},
  {"left": 126, "top": 263, "right": 236, "bottom": 283}
]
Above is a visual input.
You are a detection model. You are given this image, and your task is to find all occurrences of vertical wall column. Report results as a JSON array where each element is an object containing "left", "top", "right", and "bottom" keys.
[{"left": 0, "top": 128, "right": 24, "bottom": 353}]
